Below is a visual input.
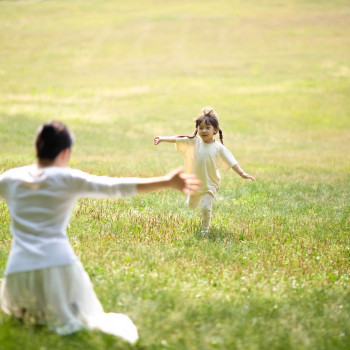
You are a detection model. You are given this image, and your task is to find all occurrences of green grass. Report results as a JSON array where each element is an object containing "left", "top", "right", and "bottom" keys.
[{"left": 0, "top": 0, "right": 349, "bottom": 349}]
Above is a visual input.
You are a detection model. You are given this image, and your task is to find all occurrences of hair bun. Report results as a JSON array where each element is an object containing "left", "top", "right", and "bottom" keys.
[
  {"left": 201, "top": 106, "right": 214, "bottom": 115},
  {"left": 41, "top": 124, "right": 56, "bottom": 139},
  {"left": 35, "top": 120, "right": 73, "bottom": 161}
]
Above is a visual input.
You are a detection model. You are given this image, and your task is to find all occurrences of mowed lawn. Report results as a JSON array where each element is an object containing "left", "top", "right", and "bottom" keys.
[{"left": 0, "top": 0, "right": 349, "bottom": 349}]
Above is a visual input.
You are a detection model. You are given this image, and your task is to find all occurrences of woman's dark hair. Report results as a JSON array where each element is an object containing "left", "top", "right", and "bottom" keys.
[
  {"left": 179, "top": 107, "right": 224, "bottom": 144},
  {"left": 35, "top": 121, "right": 73, "bottom": 161}
]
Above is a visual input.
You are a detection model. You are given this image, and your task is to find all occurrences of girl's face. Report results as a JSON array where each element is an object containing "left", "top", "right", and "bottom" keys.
[{"left": 197, "top": 121, "right": 217, "bottom": 143}]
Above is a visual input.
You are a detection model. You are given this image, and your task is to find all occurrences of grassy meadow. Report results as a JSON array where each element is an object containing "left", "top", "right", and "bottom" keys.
[{"left": 0, "top": 0, "right": 349, "bottom": 349}]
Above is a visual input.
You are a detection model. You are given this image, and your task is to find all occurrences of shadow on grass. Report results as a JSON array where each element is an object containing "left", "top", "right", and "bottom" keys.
[
  {"left": 192, "top": 226, "right": 242, "bottom": 244},
  {"left": 0, "top": 315, "right": 140, "bottom": 350}
]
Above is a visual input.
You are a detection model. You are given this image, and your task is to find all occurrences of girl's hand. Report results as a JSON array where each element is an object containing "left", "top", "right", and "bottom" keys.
[
  {"left": 241, "top": 172, "right": 255, "bottom": 181},
  {"left": 167, "top": 167, "right": 201, "bottom": 195},
  {"left": 154, "top": 136, "right": 161, "bottom": 145},
  {"left": 232, "top": 165, "right": 255, "bottom": 181}
]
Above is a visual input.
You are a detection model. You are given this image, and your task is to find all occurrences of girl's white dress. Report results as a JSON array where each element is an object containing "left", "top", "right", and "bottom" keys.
[{"left": 0, "top": 165, "right": 139, "bottom": 344}]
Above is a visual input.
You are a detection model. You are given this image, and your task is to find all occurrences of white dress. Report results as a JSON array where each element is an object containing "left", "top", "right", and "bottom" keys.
[{"left": 0, "top": 165, "right": 139, "bottom": 344}]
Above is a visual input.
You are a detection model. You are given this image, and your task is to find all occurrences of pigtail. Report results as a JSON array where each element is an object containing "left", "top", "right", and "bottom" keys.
[
  {"left": 219, "top": 129, "right": 224, "bottom": 144},
  {"left": 176, "top": 129, "right": 198, "bottom": 139},
  {"left": 190, "top": 129, "right": 198, "bottom": 138}
]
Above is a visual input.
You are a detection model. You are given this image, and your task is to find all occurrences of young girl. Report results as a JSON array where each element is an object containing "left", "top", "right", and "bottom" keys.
[
  {"left": 0, "top": 121, "right": 199, "bottom": 343},
  {"left": 154, "top": 107, "right": 255, "bottom": 237}
]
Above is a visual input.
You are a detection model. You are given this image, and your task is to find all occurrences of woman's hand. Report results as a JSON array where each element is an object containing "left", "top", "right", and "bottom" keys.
[
  {"left": 136, "top": 167, "right": 200, "bottom": 195},
  {"left": 166, "top": 167, "right": 201, "bottom": 195}
]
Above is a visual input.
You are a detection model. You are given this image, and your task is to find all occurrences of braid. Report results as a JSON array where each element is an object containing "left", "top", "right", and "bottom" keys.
[
  {"left": 219, "top": 129, "right": 224, "bottom": 144},
  {"left": 175, "top": 129, "right": 198, "bottom": 139}
]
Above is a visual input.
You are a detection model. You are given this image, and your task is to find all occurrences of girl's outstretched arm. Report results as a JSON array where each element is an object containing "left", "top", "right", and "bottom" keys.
[
  {"left": 136, "top": 167, "right": 200, "bottom": 195},
  {"left": 232, "top": 164, "right": 255, "bottom": 181},
  {"left": 154, "top": 136, "right": 177, "bottom": 145}
]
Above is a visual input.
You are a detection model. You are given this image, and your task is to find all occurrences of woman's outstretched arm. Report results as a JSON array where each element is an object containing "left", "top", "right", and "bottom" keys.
[{"left": 136, "top": 167, "right": 200, "bottom": 195}]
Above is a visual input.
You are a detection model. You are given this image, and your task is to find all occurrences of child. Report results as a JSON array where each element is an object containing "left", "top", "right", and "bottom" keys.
[
  {"left": 154, "top": 107, "right": 255, "bottom": 237},
  {"left": 0, "top": 121, "right": 199, "bottom": 344}
]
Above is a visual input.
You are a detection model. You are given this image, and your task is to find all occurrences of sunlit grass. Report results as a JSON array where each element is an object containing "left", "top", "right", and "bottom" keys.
[{"left": 0, "top": 0, "right": 349, "bottom": 349}]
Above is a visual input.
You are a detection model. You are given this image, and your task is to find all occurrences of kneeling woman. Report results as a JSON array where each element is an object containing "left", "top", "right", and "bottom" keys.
[{"left": 0, "top": 121, "right": 199, "bottom": 344}]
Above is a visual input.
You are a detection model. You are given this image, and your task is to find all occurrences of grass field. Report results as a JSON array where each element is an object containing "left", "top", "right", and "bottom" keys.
[{"left": 0, "top": 0, "right": 349, "bottom": 349}]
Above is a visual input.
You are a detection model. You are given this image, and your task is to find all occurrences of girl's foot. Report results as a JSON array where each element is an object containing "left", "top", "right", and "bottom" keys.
[{"left": 200, "top": 229, "right": 209, "bottom": 237}]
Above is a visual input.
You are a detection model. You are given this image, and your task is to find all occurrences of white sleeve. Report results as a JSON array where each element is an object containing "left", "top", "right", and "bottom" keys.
[
  {"left": 218, "top": 146, "right": 238, "bottom": 171},
  {"left": 67, "top": 169, "right": 138, "bottom": 198},
  {"left": 175, "top": 137, "right": 193, "bottom": 153}
]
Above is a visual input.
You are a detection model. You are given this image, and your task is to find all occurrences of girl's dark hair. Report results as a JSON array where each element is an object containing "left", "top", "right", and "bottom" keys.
[
  {"left": 35, "top": 121, "right": 73, "bottom": 161},
  {"left": 179, "top": 107, "right": 224, "bottom": 144}
]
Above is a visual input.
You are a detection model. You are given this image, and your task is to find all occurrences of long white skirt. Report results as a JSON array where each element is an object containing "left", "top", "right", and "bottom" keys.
[{"left": 0, "top": 262, "right": 139, "bottom": 344}]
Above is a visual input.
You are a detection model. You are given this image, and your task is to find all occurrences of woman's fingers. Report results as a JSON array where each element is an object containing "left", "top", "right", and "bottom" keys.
[
  {"left": 180, "top": 173, "right": 201, "bottom": 195},
  {"left": 167, "top": 168, "right": 201, "bottom": 194}
]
